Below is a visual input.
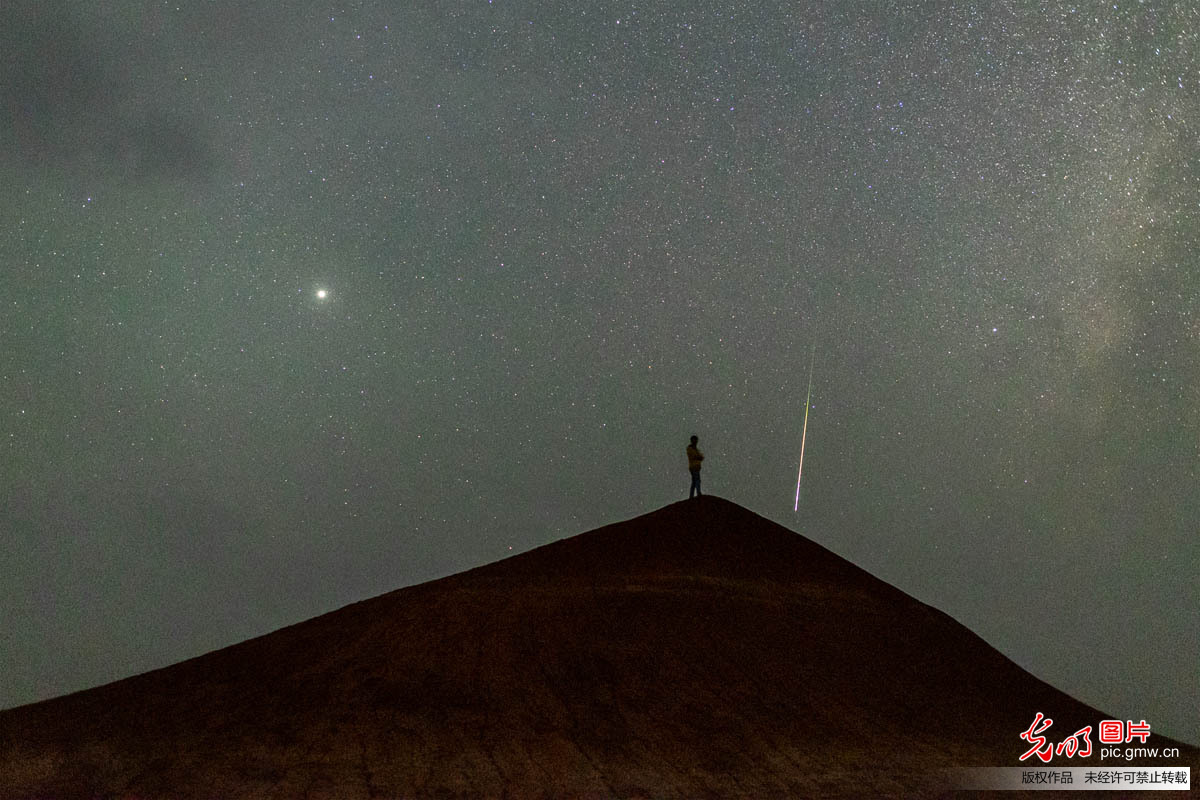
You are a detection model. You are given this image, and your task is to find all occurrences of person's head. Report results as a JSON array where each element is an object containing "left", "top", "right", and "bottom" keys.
[{"left": 689, "top": 435, "right": 698, "bottom": 445}]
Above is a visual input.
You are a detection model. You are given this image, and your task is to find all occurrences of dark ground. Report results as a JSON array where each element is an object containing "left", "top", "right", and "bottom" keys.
[{"left": 1, "top": 496, "right": 1194, "bottom": 798}]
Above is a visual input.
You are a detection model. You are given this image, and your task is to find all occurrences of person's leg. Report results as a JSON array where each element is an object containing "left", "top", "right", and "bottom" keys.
[{"left": 690, "top": 470, "right": 701, "bottom": 498}]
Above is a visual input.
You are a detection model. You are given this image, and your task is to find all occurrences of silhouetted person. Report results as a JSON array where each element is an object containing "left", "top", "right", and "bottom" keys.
[{"left": 687, "top": 435, "right": 704, "bottom": 498}]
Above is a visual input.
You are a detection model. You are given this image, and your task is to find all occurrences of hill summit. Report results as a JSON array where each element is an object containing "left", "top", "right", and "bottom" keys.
[{"left": 1, "top": 496, "right": 1194, "bottom": 798}]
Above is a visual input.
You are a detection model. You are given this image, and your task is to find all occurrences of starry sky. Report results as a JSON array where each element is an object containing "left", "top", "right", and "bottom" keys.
[{"left": 2, "top": 1, "right": 1197, "bottom": 746}]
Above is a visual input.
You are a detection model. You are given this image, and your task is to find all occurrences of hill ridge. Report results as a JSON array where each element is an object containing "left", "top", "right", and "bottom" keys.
[{"left": 2, "top": 495, "right": 1195, "bottom": 799}]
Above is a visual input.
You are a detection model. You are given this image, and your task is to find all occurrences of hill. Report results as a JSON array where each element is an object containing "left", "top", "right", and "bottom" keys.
[{"left": 1, "top": 496, "right": 1195, "bottom": 797}]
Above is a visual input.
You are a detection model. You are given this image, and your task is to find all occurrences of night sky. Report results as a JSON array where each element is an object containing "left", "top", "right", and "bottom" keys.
[{"left": 2, "top": 1, "right": 1196, "bottom": 746}]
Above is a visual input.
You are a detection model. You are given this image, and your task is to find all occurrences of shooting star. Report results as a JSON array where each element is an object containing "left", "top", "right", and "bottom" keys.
[{"left": 794, "top": 344, "right": 816, "bottom": 512}]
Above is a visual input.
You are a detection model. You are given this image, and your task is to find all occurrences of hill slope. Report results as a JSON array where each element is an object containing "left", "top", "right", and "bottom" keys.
[{"left": 1, "top": 496, "right": 1194, "bottom": 798}]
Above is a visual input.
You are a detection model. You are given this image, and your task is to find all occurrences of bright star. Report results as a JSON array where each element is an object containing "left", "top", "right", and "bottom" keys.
[{"left": 316, "top": 289, "right": 328, "bottom": 300}]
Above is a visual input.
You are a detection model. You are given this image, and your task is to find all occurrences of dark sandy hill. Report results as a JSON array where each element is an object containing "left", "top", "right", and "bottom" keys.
[{"left": 1, "top": 496, "right": 1195, "bottom": 798}]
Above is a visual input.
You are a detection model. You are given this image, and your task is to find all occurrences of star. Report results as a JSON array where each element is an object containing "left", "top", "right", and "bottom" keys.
[{"left": 4, "top": 0, "right": 1195, "bottom": 750}]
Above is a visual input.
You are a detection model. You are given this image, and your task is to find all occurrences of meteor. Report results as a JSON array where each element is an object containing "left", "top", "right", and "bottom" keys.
[{"left": 794, "top": 344, "right": 816, "bottom": 512}]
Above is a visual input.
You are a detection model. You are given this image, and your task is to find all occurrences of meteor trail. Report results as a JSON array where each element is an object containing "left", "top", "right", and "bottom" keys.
[{"left": 794, "top": 344, "right": 816, "bottom": 512}]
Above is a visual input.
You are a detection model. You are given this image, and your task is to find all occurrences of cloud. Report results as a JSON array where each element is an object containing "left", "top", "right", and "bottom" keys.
[{"left": 0, "top": 1, "right": 215, "bottom": 182}]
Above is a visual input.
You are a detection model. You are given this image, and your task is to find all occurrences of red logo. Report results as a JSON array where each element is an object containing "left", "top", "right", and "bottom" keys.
[
  {"left": 1019, "top": 714, "right": 1096, "bottom": 762},
  {"left": 1099, "top": 719, "right": 1152, "bottom": 744},
  {"left": 1099, "top": 720, "right": 1124, "bottom": 744},
  {"left": 1020, "top": 713, "right": 1054, "bottom": 762}
]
